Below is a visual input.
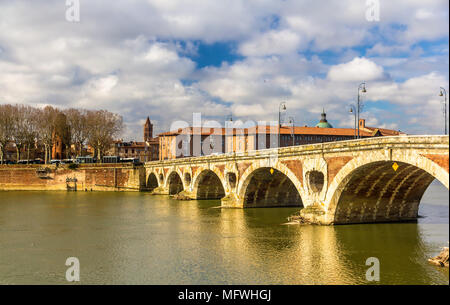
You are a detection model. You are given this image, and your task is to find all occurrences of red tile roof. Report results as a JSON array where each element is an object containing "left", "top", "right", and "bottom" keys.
[
  {"left": 364, "top": 126, "right": 404, "bottom": 136},
  {"left": 158, "top": 125, "right": 403, "bottom": 137}
]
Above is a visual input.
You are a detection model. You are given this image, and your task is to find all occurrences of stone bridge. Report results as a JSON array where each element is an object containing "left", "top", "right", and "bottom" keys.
[{"left": 144, "top": 135, "right": 449, "bottom": 225}]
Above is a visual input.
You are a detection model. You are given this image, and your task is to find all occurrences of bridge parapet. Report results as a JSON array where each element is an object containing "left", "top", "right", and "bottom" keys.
[{"left": 144, "top": 135, "right": 449, "bottom": 224}]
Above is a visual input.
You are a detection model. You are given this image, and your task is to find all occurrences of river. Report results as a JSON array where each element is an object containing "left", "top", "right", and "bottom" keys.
[{"left": 0, "top": 180, "right": 448, "bottom": 285}]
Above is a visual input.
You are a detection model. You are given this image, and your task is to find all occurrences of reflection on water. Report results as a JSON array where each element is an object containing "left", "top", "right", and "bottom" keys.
[{"left": 0, "top": 180, "right": 448, "bottom": 284}]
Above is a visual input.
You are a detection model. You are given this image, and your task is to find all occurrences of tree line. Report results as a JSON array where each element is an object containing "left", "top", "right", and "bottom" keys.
[{"left": 0, "top": 104, "right": 124, "bottom": 164}]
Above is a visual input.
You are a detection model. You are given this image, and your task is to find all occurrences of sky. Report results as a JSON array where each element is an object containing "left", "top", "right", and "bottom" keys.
[{"left": 0, "top": 0, "right": 448, "bottom": 140}]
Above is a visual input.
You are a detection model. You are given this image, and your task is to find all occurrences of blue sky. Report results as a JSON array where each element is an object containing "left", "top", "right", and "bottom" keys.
[{"left": 0, "top": 0, "right": 448, "bottom": 139}]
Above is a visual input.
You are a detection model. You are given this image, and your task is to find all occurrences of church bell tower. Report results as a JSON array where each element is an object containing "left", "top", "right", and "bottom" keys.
[{"left": 144, "top": 117, "right": 153, "bottom": 142}]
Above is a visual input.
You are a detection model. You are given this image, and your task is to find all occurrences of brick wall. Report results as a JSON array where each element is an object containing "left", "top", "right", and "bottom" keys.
[{"left": 0, "top": 164, "right": 145, "bottom": 191}]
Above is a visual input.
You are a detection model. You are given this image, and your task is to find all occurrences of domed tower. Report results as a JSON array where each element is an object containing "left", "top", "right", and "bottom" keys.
[
  {"left": 144, "top": 117, "right": 153, "bottom": 141},
  {"left": 315, "top": 109, "right": 333, "bottom": 128}
]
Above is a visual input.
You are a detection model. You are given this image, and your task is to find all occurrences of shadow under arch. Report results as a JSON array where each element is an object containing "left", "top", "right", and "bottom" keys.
[
  {"left": 147, "top": 173, "right": 159, "bottom": 191},
  {"left": 240, "top": 167, "right": 304, "bottom": 208},
  {"left": 167, "top": 171, "right": 184, "bottom": 195},
  {"left": 330, "top": 160, "right": 444, "bottom": 224},
  {"left": 193, "top": 169, "right": 225, "bottom": 199}
]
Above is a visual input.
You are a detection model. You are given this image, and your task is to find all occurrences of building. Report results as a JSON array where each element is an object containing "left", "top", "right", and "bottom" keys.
[
  {"left": 159, "top": 127, "right": 226, "bottom": 160},
  {"left": 144, "top": 117, "right": 153, "bottom": 142},
  {"left": 0, "top": 140, "right": 45, "bottom": 163},
  {"left": 316, "top": 109, "right": 333, "bottom": 128},
  {"left": 107, "top": 117, "right": 159, "bottom": 162},
  {"left": 227, "top": 110, "right": 404, "bottom": 153},
  {"left": 51, "top": 132, "right": 66, "bottom": 160},
  {"left": 2, "top": 141, "right": 19, "bottom": 162},
  {"left": 108, "top": 139, "right": 159, "bottom": 162},
  {"left": 51, "top": 112, "right": 71, "bottom": 160},
  {"left": 158, "top": 111, "right": 405, "bottom": 160}
]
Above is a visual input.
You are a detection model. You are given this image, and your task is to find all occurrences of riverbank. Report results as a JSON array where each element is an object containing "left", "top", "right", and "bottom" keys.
[{"left": 0, "top": 164, "right": 145, "bottom": 191}]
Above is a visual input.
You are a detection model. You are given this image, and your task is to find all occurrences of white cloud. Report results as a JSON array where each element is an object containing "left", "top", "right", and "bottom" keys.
[
  {"left": 366, "top": 43, "right": 416, "bottom": 57},
  {"left": 0, "top": 0, "right": 448, "bottom": 138},
  {"left": 369, "top": 72, "right": 447, "bottom": 106},
  {"left": 327, "top": 57, "right": 387, "bottom": 82},
  {"left": 87, "top": 75, "right": 119, "bottom": 95},
  {"left": 239, "top": 30, "right": 302, "bottom": 56},
  {"left": 232, "top": 104, "right": 267, "bottom": 117},
  {"left": 197, "top": 53, "right": 448, "bottom": 134}
]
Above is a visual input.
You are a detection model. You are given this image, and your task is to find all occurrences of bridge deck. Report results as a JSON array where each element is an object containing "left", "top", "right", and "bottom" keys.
[{"left": 145, "top": 135, "right": 448, "bottom": 167}]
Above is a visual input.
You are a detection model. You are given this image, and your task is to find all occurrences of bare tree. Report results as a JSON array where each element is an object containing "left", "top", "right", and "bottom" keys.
[
  {"left": 87, "top": 110, "right": 123, "bottom": 161},
  {"left": 11, "top": 105, "right": 33, "bottom": 162},
  {"left": 2, "top": 104, "right": 123, "bottom": 164},
  {"left": 36, "top": 106, "right": 58, "bottom": 164},
  {"left": 23, "top": 106, "right": 39, "bottom": 163},
  {"left": 64, "top": 108, "right": 89, "bottom": 158},
  {"left": 0, "top": 104, "right": 15, "bottom": 164}
]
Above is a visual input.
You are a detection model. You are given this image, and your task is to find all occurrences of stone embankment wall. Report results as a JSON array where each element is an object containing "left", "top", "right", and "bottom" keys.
[{"left": 0, "top": 164, "right": 146, "bottom": 191}]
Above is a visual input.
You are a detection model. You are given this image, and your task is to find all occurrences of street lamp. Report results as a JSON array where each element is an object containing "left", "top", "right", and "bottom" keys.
[
  {"left": 349, "top": 105, "right": 357, "bottom": 139},
  {"left": 440, "top": 87, "right": 447, "bottom": 135},
  {"left": 357, "top": 82, "right": 367, "bottom": 139},
  {"left": 288, "top": 117, "right": 295, "bottom": 146},
  {"left": 278, "top": 102, "right": 286, "bottom": 148},
  {"left": 225, "top": 114, "right": 233, "bottom": 153}
]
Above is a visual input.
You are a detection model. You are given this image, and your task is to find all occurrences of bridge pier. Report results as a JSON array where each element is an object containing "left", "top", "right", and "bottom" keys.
[
  {"left": 144, "top": 136, "right": 449, "bottom": 225},
  {"left": 150, "top": 186, "right": 170, "bottom": 195},
  {"left": 220, "top": 193, "right": 241, "bottom": 208}
]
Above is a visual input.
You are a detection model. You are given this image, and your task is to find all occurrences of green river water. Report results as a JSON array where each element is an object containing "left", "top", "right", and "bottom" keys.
[{"left": 0, "top": 180, "right": 448, "bottom": 285}]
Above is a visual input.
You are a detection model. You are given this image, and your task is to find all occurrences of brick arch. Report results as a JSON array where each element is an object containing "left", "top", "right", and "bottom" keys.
[
  {"left": 325, "top": 152, "right": 449, "bottom": 224},
  {"left": 165, "top": 170, "right": 184, "bottom": 195},
  {"left": 237, "top": 161, "right": 305, "bottom": 207},
  {"left": 164, "top": 168, "right": 184, "bottom": 186},
  {"left": 146, "top": 172, "right": 159, "bottom": 190},
  {"left": 192, "top": 167, "right": 226, "bottom": 199}
]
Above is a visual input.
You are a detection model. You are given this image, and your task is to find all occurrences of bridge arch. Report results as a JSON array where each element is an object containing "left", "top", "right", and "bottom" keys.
[
  {"left": 166, "top": 171, "right": 184, "bottom": 195},
  {"left": 237, "top": 163, "right": 304, "bottom": 208},
  {"left": 147, "top": 172, "right": 159, "bottom": 191},
  {"left": 325, "top": 152, "right": 449, "bottom": 224},
  {"left": 192, "top": 168, "right": 226, "bottom": 199}
]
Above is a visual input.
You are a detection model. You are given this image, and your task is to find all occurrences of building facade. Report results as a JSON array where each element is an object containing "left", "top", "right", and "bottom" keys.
[
  {"left": 51, "top": 112, "right": 71, "bottom": 160},
  {"left": 159, "top": 127, "right": 225, "bottom": 160},
  {"left": 107, "top": 116, "right": 159, "bottom": 162},
  {"left": 158, "top": 111, "right": 405, "bottom": 160}
]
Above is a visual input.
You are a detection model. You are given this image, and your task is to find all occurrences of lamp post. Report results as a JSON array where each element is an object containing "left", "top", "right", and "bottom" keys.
[
  {"left": 349, "top": 105, "right": 357, "bottom": 139},
  {"left": 440, "top": 87, "right": 447, "bottom": 135},
  {"left": 225, "top": 114, "right": 233, "bottom": 153},
  {"left": 288, "top": 117, "right": 295, "bottom": 146},
  {"left": 357, "top": 82, "right": 367, "bottom": 139},
  {"left": 278, "top": 102, "right": 286, "bottom": 148}
]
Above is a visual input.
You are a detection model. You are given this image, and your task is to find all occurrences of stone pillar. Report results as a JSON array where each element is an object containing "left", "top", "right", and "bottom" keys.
[{"left": 221, "top": 193, "right": 242, "bottom": 208}]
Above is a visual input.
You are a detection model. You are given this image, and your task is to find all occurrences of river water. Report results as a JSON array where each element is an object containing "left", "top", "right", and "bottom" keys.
[{"left": 0, "top": 180, "right": 448, "bottom": 285}]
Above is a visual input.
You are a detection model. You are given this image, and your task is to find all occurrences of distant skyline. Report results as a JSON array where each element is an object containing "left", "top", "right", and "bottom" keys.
[{"left": 0, "top": 0, "right": 448, "bottom": 140}]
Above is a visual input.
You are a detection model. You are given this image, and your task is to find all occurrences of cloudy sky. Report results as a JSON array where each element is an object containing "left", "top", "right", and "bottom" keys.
[{"left": 0, "top": 0, "right": 448, "bottom": 139}]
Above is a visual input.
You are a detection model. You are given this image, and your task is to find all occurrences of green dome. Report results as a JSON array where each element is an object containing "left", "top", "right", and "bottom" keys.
[
  {"left": 316, "top": 121, "right": 333, "bottom": 128},
  {"left": 315, "top": 109, "right": 333, "bottom": 128}
]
